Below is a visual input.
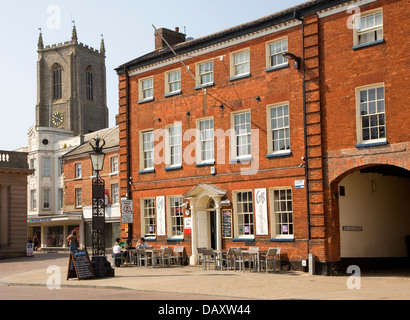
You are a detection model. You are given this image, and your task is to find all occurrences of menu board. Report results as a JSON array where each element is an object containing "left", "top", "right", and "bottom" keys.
[
  {"left": 67, "top": 250, "right": 95, "bottom": 280},
  {"left": 222, "top": 209, "right": 233, "bottom": 238}
]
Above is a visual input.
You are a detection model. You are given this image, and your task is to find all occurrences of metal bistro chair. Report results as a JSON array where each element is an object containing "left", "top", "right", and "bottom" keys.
[
  {"left": 218, "top": 247, "right": 237, "bottom": 270},
  {"left": 196, "top": 247, "right": 206, "bottom": 268},
  {"left": 248, "top": 247, "right": 259, "bottom": 271},
  {"left": 232, "top": 248, "right": 252, "bottom": 272},
  {"left": 259, "top": 248, "right": 279, "bottom": 273},
  {"left": 202, "top": 249, "right": 217, "bottom": 270},
  {"left": 172, "top": 246, "right": 185, "bottom": 266},
  {"left": 158, "top": 247, "right": 173, "bottom": 268},
  {"left": 136, "top": 248, "right": 152, "bottom": 268}
]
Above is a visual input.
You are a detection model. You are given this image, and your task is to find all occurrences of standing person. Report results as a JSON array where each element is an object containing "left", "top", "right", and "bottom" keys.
[
  {"left": 67, "top": 230, "right": 79, "bottom": 252},
  {"left": 32, "top": 234, "right": 40, "bottom": 251}
]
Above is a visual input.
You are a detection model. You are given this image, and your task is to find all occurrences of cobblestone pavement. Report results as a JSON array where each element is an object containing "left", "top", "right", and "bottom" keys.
[{"left": 1, "top": 253, "right": 410, "bottom": 300}]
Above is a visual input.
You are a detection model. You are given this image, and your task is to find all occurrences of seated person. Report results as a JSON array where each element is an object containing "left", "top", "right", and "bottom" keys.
[
  {"left": 137, "top": 237, "right": 148, "bottom": 249},
  {"left": 113, "top": 238, "right": 122, "bottom": 267}
]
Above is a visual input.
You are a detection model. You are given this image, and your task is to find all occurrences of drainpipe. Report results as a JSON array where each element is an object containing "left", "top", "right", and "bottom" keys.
[
  {"left": 124, "top": 67, "right": 132, "bottom": 244},
  {"left": 295, "top": 11, "right": 312, "bottom": 251}
]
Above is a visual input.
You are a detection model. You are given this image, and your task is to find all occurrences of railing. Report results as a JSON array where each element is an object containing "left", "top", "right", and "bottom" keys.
[{"left": 0, "top": 151, "right": 29, "bottom": 169}]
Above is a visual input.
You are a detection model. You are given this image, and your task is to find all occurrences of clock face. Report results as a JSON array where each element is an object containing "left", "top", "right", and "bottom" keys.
[{"left": 52, "top": 112, "right": 64, "bottom": 127}]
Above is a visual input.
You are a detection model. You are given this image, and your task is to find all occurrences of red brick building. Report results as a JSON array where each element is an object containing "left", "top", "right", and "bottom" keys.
[
  {"left": 62, "top": 126, "right": 121, "bottom": 250},
  {"left": 116, "top": 0, "right": 410, "bottom": 274}
]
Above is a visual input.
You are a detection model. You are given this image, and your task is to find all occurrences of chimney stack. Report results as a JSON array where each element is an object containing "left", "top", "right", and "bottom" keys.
[{"left": 155, "top": 27, "right": 186, "bottom": 51}]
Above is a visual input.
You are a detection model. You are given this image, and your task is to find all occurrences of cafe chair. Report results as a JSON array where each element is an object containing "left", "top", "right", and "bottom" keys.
[
  {"left": 196, "top": 247, "right": 206, "bottom": 268},
  {"left": 259, "top": 248, "right": 279, "bottom": 273},
  {"left": 158, "top": 247, "right": 173, "bottom": 267},
  {"left": 136, "top": 248, "right": 152, "bottom": 268},
  {"left": 232, "top": 248, "right": 251, "bottom": 272},
  {"left": 172, "top": 246, "right": 185, "bottom": 266},
  {"left": 202, "top": 249, "right": 217, "bottom": 270}
]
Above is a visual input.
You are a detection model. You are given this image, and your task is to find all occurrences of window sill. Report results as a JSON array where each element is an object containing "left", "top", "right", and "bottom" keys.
[
  {"left": 165, "top": 165, "right": 183, "bottom": 171},
  {"left": 352, "top": 39, "right": 385, "bottom": 50},
  {"left": 164, "top": 90, "right": 181, "bottom": 98},
  {"left": 166, "top": 238, "right": 184, "bottom": 242},
  {"left": 355, "top": 140, "right": 387, "bottom": 148},
  {"left": 195, "top": 83, "right": 214, "bottom": 90},
  {"left": 269, "top": 237, "right": 294, "bottom": 242},
  {"left": 139, "top": 168, "right": 155, "bottom": 174},
  {"left": 229, "top": 156, "right": 253, "bottom": 164},
  {"left": 232, "top": 237, "right": 255, "bottom": 242},
  {"left": 229, "top": 73, "right": 251, "bottom": 82},
  {"left": 145, "top": 238, "right": 156, "bottom": 242},
  {"left": 138, "top": 97, "right": 154, "bottom": 104},
  {"left": 265, "top": 63, "right": 289, "bottom": 73},
  {"left": 196, "top": 160, "right": 215, "bottom": 167},
  {"left": 266, "top": 151, "right": 292, "bottom": 158}
]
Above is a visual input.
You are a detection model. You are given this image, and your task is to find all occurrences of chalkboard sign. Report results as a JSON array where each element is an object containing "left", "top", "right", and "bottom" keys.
[
  {"left": 67, "top": 250, "right": 95, "bottom": 280},
  {"left": 222, "top": 209, "right": 233, "bottom": 238}
]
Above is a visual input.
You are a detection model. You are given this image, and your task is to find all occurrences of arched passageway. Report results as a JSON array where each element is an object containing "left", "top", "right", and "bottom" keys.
[{"left": 336, "top": 165, "right": 410, "bottom": 267}]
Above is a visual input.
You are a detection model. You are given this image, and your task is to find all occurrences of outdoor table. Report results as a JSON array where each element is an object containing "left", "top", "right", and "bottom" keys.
[
  {"left": 122, "top": 248, "right": 136, "bottom": 266},
  {"left": 241, "top": 250, "right": 267, "bottom": 272}
]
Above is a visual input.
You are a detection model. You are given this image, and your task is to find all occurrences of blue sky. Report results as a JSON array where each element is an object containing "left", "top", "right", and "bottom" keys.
[{"left": 0, "top": 0, "right": 305, "bottom": 150}]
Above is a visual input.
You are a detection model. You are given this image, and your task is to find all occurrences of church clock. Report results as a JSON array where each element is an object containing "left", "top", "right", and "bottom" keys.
[{"left": 52, "top": 112, "right": 64, "bottom": 127}]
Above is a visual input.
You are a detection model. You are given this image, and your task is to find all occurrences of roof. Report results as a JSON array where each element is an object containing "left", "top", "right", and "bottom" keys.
[
  {"left": 62, "top": 126, "right": 119, "bottom": 159},
  {"left": 116, "top": 0, "right": 351, "bottom": 74}
]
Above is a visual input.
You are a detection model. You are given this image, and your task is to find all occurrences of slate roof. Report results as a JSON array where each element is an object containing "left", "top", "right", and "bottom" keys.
[{"left": 116, "top": 0, "right": 351, "bottom": 74}]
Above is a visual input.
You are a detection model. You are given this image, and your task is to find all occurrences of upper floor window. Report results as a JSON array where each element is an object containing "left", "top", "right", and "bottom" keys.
[
  {"left": 42, "top": 158, "right": 51, "bottom": 177},
  {"left": 139, "top": 77, "right": 154, "bottom": 102},
  {"left": 165, "top": 69, "right": 181, "bottom": 96},
  {"left": 231, "top": 49, "right": 250, "bottom": 79},
  {"left": 356, "top": 83, "right": 386, "bottom": 145},
  {"left": 197, "top": 118, "right": 215, "bottom": 164},
  {"left": 266, "top": 38, "right": 288, "bottom": 70},
  {"left": 267, "top": 103, "right": 291, "bottom": 155},
  {"left": 232, "top": 111, "right": 251, "bottom": 160},
  {"left": 166, "top": 123, "right": 182, "bottom": 168},
  {"left": 75, "top": 163, "right": 82, "bottom": 178},
  {"left": 354, "top": 9, "right": 383, "bottom": 47},
  {"left": 86, "top": 66, "right": 94, "bottom": 101},
  {"left": 141, "top": 130, "right": 154, "bottom": 171},
  {"left": 111, "top": 156, "right": 119, "bottom": 174},
  {"left": 196, "top": 60, "right": 214, "bottom": 87},
  {"left": 52, "top": 64, "right": 62, "bottom": 100},
  {"left": 112, "top": 184, "right": 119, "bottom": 204}
]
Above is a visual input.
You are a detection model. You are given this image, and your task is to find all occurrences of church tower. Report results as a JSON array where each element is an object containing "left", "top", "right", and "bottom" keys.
[{"left": 36, "top": 26, "right": 108, "bottom": 135}]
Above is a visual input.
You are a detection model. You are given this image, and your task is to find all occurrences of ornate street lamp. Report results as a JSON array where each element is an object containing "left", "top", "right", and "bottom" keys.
[{"left": 89, "top": 136, "right": 114, "bottom": 278}]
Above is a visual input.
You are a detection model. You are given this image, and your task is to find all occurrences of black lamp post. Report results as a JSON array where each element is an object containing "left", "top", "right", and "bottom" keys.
[{"left": 89, "top": 136, "right": 114, "bottom": 278}]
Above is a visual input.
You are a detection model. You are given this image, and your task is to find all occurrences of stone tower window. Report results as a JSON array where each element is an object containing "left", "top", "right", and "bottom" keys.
[
  {"left": 86, "top": 66, "right": 94, "bottom": 101},
  {"left": 52, "top": 64, "right": 62, "bottom": 100}
]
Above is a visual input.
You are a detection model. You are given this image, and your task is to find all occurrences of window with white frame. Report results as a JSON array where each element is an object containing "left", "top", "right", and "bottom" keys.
[
  {"left": 169, "top": 196, "right": 184, "bottom": 237},
  {"left": 271, "top": 188, "right": 293, "bottom": 238},
  {"left": 233, "top": 111, "right": 251, "bottom": 159},
  {"left": 43, "top": 188, "right": 51, "bottom": 209},
  {"left": 142, "top": 198, "right": 156, "bottom": 237},
  {"left": 30, "top": 190, "right": 37, "bottom": 210},
  {"left": 42, "top": 158, "right": 51, "bottom": 177},
  {"left": 267, "top": 38, "right": 288, "bottom": 69},
  {"left": 75, "top": 188, "right": 82, "bottom": 208},
  {"left": 111, "top": 156, "right": 119, "bottom": 174},
  {"left": 268, "top": 103, "right": 290, "bottom": 154},
  {"left": 198, "top": 118, "right": 214, "bottom": 164},
  {"left": 141, "top": 130, "right": 154, "bottom": 170},
  {"left": 231, "top": 49, "right": 250, "bottom": 78},
  {"left": 354, "top": 9, "right": 383, "bottom": 47},
  {"left": 75, "top": 163, "right": 82, "bottom": 178},
  {"left": 235, "top": 191, "right": 254, "bottom": 237},
  {"left": 30, "top": 158, "right": 36, "bottom": 176},
  {"left": 165, "top": 69, "right": 181, "bottom": 95},
  {"left": 167, "top": 123, "right": 182, "bottom": 167},
  {"left": 356, "top": 84, "right": 386, "bottom": 144},
  {"left": 111, "top": 184, "right": 119, "bottom": 204},
  {"left": 197, "top": 60, "right": 214, "bottom": 87},
  {"left": 139, "top": 77, "right": 154, "bottom": 101}
]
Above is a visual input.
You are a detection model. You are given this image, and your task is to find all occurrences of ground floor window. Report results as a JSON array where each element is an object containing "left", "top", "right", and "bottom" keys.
[
  {"left": 142, "top": 198, "right": 156, "bottom": 238},
  {"left": 271, "top": 188, "right": 293, "bottom": 238},
  {"left": 235, "top": 191, "right": 254, "bottom": 237},
  {"left": 45, "top": 226, "right": 64, "bottom": 247}
]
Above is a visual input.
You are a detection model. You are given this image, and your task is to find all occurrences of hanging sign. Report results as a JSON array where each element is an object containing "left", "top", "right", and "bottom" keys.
[
  {"left": 184, "top": 218, "right": 192, "bottom": 234},
  {"left": 156, "top": 196, "right": 166, "bottom": 236},
  {"left": 255, "top": 188, "right": 269, "bottom": 235}
]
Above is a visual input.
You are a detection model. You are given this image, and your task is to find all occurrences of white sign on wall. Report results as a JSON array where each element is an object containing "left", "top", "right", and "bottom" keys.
[
  {"left": 254, "top": 188, "right": 269, "bottom": 235},
  {"left": 156, "top": 196, "right": 166, "bottom": 236}
]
